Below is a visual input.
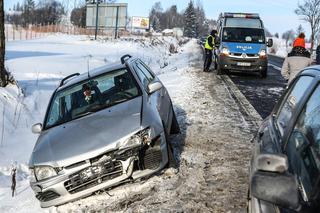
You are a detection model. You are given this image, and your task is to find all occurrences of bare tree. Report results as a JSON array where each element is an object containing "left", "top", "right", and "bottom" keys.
[
  {"left": 295, "top": 0, "right": 320, "bottom": 51},
  {"left": 0, "top": 0, "right": 7, "bottom": 87},
  {"left": 282, "top": 29, "right": 295, "bottom": 47}
]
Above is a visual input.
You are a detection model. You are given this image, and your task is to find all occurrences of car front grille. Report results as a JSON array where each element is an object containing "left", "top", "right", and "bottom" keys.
[
  {"left": 36, "top": 190, "right": 60, "bottom": 202},
  {"left": 64, "top": 160, "right": 123, "bottom": 194}
]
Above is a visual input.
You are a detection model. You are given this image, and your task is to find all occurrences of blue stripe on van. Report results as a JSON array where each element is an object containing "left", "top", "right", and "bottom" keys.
[{"left": 222, "top": 42, "right": 265, "bottom": 54}]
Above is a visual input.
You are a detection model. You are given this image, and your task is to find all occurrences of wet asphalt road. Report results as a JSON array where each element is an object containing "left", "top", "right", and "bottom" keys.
[{"left": 228, "top": 55, "right": 287, "bottom": 119}]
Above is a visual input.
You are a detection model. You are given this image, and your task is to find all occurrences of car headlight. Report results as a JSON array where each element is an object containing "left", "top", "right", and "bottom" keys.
[
  {"left": 221, "top": 47, "right": 230, "bottom": 56},
  {"left": 259, "top": 49, "right": 267, "bottom": 58},
  {"left": 34, "top": 166, "right": 57, "bottom": 181},
  {"left": 118, "top": 128, "right": 152, "bottom": 149}
]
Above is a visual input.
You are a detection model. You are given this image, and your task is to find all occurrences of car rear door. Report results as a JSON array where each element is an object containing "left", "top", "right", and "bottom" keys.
[{"left": 132, "top": 60, "right": 171, "bottom": 126}]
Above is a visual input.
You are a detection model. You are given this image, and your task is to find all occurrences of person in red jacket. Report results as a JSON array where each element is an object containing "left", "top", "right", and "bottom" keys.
[{"left": 293, "top": 33, "right": 306, "bottom": 48}]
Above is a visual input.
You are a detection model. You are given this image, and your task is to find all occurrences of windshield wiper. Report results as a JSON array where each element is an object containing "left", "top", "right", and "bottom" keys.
[{"left": 74, "top": 111, "right": 94, "bottom": 119}]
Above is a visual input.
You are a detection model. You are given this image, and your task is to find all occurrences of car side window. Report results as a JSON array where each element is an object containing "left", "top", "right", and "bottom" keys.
[
  {"left": 134, "top": 61, "right": 155, "bottom": 90},
  {"left": 276, "top": 76, "right": 314, "bottom": 136},
  {"left": 286, "top": 84, "right": 320, "bottom": 201}
]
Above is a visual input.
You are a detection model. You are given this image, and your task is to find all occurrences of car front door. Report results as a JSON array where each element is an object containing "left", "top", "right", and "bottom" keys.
[
  {"left": 285, "top": 83, "right": 320, "bottom": 212},
  {"left": 275, "top": 76, "right": 314, "bottom": 143}
]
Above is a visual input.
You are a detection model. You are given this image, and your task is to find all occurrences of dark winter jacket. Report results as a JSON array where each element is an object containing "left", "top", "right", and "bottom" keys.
[
  {"left": 316, "top": 45, "right": 320, "bottom": 65},
  {"left": 288, "top": 46, "right": 311, "bottom": 58}
]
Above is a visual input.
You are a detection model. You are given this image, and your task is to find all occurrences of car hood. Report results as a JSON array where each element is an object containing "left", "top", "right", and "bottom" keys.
[{"left": 29, "top": 96, "right": 142, "bottom": 167}]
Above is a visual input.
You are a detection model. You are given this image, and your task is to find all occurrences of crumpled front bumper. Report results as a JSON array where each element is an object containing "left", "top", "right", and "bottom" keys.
[{"left": 30, "top": 133, "right": 168, "bottom": 208}]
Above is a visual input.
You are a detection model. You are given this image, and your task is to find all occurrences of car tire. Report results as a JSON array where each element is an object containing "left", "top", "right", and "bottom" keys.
[
  {"left": 217, "top": 65, "right": 225, "bottom": 75},
  {"left": 260, "top": 69, "right": 267, "bottom": 78},
  {"left": 163, "top": 123, "right": 176, "bottom": 168},
  {"left": 170, "top": 108, "right": 180, "bottom": 134}
]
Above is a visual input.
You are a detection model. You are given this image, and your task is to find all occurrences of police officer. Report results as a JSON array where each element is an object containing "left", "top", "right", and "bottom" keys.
[{"left": 204, "top": 30, "right": 217, "bottom": 72}]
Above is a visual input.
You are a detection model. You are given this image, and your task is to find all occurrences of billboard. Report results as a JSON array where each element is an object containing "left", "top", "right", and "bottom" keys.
[
  {"left": 86, "top": 3, "right": 128, "bottom": 29},
  {"left": 132, "top": 17, "right": 150, "bottom": 29}
]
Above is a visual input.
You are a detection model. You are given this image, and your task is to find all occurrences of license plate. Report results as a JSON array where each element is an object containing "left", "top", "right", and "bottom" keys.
[{"left": 237, "top": 62, "right": 251, "bottom": 67}]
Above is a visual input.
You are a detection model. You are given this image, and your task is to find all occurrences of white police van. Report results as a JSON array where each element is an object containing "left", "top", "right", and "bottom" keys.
[{"left": 215, "top": 13, "right": 273, "bottom": 78}]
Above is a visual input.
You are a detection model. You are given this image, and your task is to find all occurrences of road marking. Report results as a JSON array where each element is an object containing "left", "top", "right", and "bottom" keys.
[{"left": 268, "top": 63, "right": 282, "bottom": 71}]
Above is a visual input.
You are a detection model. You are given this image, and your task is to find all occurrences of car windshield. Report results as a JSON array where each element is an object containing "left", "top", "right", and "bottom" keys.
[
  {"left": 44, "top": 69, "right": 140, "bottom": 129},
  {"left": 222, "top": 27, "right": 265, "bottom": 43}
]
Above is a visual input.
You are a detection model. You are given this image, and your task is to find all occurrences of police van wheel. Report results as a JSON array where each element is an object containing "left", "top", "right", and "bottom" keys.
[
  {"left": 217, "top": 66, "right": 225, "bottom": 75},
  {"left": 260, "top": 69, "right": 267, "bottom": 78}
]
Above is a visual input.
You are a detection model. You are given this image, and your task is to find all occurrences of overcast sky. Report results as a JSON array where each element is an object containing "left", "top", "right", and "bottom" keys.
[{"left": 4, "top": 0, "right": 311, "bottom": 37}]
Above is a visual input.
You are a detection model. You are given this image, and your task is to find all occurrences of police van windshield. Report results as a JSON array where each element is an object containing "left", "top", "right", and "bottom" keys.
[
  {"left": 225, "top": 18, "right": 262, "bottom": 28},
  {"left": 222, "top": 28, "right": 265, "bottom": 44}
]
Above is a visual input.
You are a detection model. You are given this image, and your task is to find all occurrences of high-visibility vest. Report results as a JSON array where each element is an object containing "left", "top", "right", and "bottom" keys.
[{"left": 205, "top": 35, "right": 214, "bottom": 50}]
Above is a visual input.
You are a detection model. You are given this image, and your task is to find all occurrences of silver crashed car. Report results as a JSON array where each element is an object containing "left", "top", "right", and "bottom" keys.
[{"left": 29, "top": 55, "right": 180, "bottom": 207}]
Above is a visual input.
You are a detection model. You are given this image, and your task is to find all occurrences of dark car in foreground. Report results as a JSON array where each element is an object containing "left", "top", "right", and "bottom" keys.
[
  {"left": 248, "top": 66, "right": 320, "bottom": 213},
  {"left": 28, "top": 55, "right": 180, "bottom": 207}
]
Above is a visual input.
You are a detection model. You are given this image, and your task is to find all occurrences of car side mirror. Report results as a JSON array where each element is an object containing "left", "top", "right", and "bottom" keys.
[
  {"left": 32, "top": 123, "right": 43, "bottom": 134},
  {"left": 267, "top": 38, "right": 273, "bottom": 47},
  {"left": 148, "top": 81, "right": 163, "bottom": 94},
  {"left": 255, "top": 154, "right": 288, "bottom": 173},
  {"left": 251, "top": 171, "right": 300, "bottom": 210}
]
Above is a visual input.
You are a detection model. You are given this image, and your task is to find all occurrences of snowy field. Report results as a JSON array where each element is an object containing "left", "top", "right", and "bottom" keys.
[{"left": 0, "top": 34, "right": 257, "bottom": 212}]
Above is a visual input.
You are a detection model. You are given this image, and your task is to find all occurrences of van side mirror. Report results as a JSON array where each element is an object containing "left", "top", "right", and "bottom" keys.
[
  {"left": 215, "top": 36, "right": 220, "bottom": 47},
  {"left": 267, "top": 38, "right": 273, "bottom": 47},
  {"left": 32, "top": 123, "right": 43, "bottom": 134},
  {"left": 251, "top": 171, "right": 300, "bottom": 210},
  {"left": 147, "top": 81, "right": 162, "bottom": 94}
]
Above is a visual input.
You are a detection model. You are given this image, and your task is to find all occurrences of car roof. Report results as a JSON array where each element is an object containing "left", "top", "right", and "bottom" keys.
[
  {"left": 300, "top": 65, "right": 320, "bottom": 78},
  {"left": 57, "top": 61, "right": 129, "bottom": 91}
]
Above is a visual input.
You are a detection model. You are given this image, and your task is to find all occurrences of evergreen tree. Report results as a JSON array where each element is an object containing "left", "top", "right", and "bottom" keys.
[
  {"left": 274, "top": 33, "right": 279, "bottom": 38},
  {"left": 71, "top": 5, "right": 86, "bottom": 27},
  {"left": 296, "top": 24, "right": 304, "bottom": 36},
  {"left": 151, "top": 15, "right": 160, "bottom": 31},
  {"left": 183, "top": 0, "right": 197, "bottom": 38},
  {"left": 22, "top": 0, "right": 35, "bottom": 26},
  {"left": 149, "top": 2, "right": 163, "bottom": 30},
  {"left": 195, "top": 2, "right": 207, "bottom": 37}
]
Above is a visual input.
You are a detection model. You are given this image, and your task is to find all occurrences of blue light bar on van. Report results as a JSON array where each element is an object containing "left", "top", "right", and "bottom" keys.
[{"left": 224, "top": 13, "right": 260, "bottom": 19}]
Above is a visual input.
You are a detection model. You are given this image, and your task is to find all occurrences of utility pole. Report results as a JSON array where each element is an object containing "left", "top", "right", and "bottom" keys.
[
  {"left": 94, "top": 0, "right": 99, "bottom": 40},
  {"left": 86, "top": 0, "right": 100, "bottom": 40},
  {"left": 114, "top": 6, "right": 119, "bottom": 39},
  {"left": 0, "top": 0, "right": 7, "bottom": 87}
]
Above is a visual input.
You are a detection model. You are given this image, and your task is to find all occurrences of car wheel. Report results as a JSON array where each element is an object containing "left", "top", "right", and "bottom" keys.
[
  {"left": 170, "top": 108, "right": 180, "bottom": 134},
  {"left": 163, "top": 123, "right": 176, "bottom": 168}
]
